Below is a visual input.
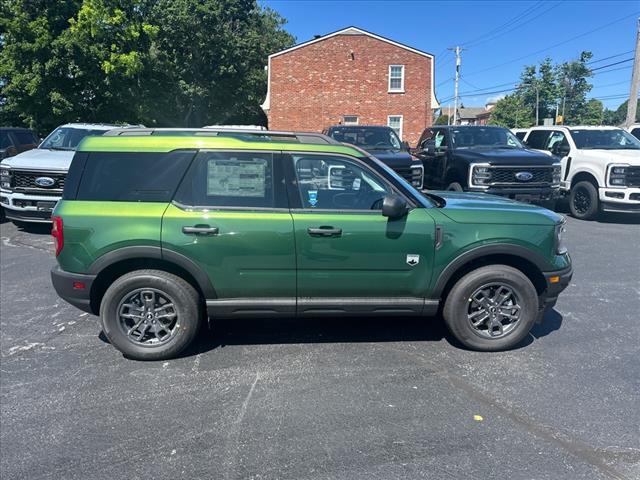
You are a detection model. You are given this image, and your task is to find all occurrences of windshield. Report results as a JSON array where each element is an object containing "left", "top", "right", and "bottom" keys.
[
  {"left": 328, "top": 127, "right": 402, "bottom": 150},
  {"left": 571, "top": 129, "right": 640, "bottom": 150},
  {"left": 451, "top": 127, "right": 524, "bottom": 149},
  {"left": 40, "top": 127, "right": 107, "bottom": 150}
]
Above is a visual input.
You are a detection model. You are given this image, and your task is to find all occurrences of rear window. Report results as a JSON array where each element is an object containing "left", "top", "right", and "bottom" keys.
[
  {"left": 74, "top": 151, "right": 195, "bottom": 202},
  {"left": 525, "top": 130, "right": 551, "bottom": 150},
  {"left": 14, "top": 131, "right": 37, "bottom": 145}
]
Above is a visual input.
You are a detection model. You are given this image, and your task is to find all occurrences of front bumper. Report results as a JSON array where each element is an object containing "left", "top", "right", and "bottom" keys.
[
  {"left": 51, "top": 266, "right": 96, "bottom": 314},
  {"left": 1, "top": 189, "right": 60, "bottom": 223},
  {"left": 537, "top": 265, "right": 573, "bottom": 322},
  {"left": 467, "top": 186, "right": 560, "bottom": 204},
  {"left": 598, "top": 187, "right": 640, "bottom": 213}
]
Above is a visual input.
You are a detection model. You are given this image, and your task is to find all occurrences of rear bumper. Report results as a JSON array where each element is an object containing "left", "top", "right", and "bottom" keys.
[
  {"left": 537, "top": 265, "right": 573, "bottom": 321},
  {"left": 51, "top": 266, "right": 96, "bottom": 314}
]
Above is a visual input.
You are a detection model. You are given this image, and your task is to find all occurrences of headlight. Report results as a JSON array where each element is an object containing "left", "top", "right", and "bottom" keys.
[
  {"left": 0, "top": 167, "right": 11, "bottom": 190},
  {"left": 470, "top": 164, "right": 491, "bottom": 187},
  {"left": 555, "top": 219, "right": 568, "bottom": 255},
  {"left": 552, "top": 164, "right": 561, "bottom": 185},
  {"left": 608, "top": 164, "right": 628, "bottom": 187}
]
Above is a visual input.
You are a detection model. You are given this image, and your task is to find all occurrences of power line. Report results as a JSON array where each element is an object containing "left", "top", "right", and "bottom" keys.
[
  {"left": 459, "top": 1, "right": 544, "bottom": 47},
  {"left": 590, "top": 58, "right": 634, "bottom": 71},
  {"left": 465, "top": 1, "right": 563, "bottom": 50},
  {"left": 593, "top": 65, "right": 633, "bottom": 75},
  {"left": 464, "top": 11, "right": 640, "bottom": 77},
  {"left": 587, "top": 50, "right": 634, "bottom": 65}
]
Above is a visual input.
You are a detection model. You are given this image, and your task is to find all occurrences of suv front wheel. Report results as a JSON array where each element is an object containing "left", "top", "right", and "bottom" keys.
[
  {"left": 569, "top": 181, "right": 599, "bottom": 220},
  {"left": 443, "top": 265, "right": 538, "bottom": 351},
  {"left": 100, "top": 269, "right": 202, "bottom": 360}
]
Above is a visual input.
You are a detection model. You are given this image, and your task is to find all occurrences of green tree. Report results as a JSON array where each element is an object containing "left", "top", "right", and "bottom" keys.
[
  {"left": 556, "top": 51, "right": 593, "bottom": 125},
  {"left": 488, "top": 94, "right": 533, "bottom": 128},
  {"left": 434, "top": 113, "right": 449, "bottom": 125},
  {"left": 580, "top": 99, "right": 603, "bottom": 125},
  {"left": 603, "top": 99, "right": 640, "bottom": 125},
  {"left": 0, "top": 0, "right": 294, "bottom": 133},
  {"left": 517, "top": 57, "right": 558, "bottom": 124}
]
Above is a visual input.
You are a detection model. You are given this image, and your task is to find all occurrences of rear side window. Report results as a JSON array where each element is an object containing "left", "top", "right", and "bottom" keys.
[
  {"left": 525, "top": 130, "right": 551, "bottom": 150},
  {"left": 14, "top": 131, "right": 36, "bottom": 145},
  {"left": 174, "top": 151, "right": 286, "bottom": 208},
  {"left": 75, "top": 151, "right": 195, "bottom": 202}
]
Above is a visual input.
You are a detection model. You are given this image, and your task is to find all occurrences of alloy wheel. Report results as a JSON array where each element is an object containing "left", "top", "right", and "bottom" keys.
[
  {"left": 467, "top": 283, "right": 522, "bottom": 339},
  {"left": 573, "top": 187, "right": 591, "bottom": 215},
  {"left": 117, "top": 288, "right": 178, "bottom": 346}
]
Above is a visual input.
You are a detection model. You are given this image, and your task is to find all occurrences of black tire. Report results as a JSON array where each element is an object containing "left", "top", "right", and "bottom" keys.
[
  {"left": 443, "top": 265, "right": 539, "bottom": 351},
  {"left": 446, "top": 181, "right": 464, "bottom": 192},
  {"left": 539, "top": 199, "right": 557, "bottom": 211},
  {"left": 100, "top": 269, "right": 202, "bottom": 360},
  {"left": 569, "top": 181, "right": 599, "bottom": 220},
  {"left": 0, "top": 207, "right": 5, "bottom": 223}
]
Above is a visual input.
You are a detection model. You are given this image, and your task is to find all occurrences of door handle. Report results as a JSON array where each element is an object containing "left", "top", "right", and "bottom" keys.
[
  {"left": 307, "top": 226, "right": 342, "bottom": 237},
  {"left": 182, "top": 225, "right": 219, "bottom": 236}
]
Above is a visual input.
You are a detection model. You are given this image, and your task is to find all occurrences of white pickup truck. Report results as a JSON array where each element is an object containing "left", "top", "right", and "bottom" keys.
[
  {"left": 523, "top": 126, "right": 640, "bottom": 220},
  {"left": 0, "top": 123, "right": 123, "bottom": 224}
]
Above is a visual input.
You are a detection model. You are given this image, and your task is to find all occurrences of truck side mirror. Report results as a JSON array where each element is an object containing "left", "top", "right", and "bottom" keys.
[
  {"left": 382, "top": 194, "right": 408, "bottom": 219},
  {"left": 552, "top": 143, "right": 570, "bottom": 157},
  {"left": 401, "top": 141, "right": 411, "bottom": 151}
]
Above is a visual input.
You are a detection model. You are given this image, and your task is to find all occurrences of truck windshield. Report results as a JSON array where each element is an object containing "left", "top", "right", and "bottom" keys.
[
  {"left": 40, "top": 127, "right": 106, "bottom": 151},
  {"left": 328, "top": 127, "right": 402, "bottom": 150},
  {"left": 570, "top": 129, "right": 640, "bottom": 150},
  {"left": 451, "top": 127, "right": 524, "bottom": 149}
]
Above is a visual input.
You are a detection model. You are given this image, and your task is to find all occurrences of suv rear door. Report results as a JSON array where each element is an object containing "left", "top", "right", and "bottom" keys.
[
  {"left": 284, "top": 152, "right": 436, "bottom": 315},
  {"left": 162, "top": 149, "right": 296, "bottom": 317}
]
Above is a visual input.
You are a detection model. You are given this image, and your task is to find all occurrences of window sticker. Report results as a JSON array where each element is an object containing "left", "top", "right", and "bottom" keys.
[
  {"left": 207, "top": 158, "right": 266, "bottom": 197},
  {"left": 308, "top": 190, "right": 318, "bottom": 207}
]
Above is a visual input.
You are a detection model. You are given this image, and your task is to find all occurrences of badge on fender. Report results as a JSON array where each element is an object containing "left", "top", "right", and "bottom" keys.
[{"left": 406, "top": 254, "right": 420, "bottom": 266}]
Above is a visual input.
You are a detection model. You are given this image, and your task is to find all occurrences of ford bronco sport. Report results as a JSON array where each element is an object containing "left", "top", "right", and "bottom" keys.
[{"left": 51, "top": 134, "right": 572, "bottom": 360}]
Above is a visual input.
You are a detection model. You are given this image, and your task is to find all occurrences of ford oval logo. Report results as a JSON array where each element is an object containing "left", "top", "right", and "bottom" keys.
[
  {"left": 35, "top": 176, "right": 56, "bottom": 187},
  {"left": 515, "top": 171, "right": 534, "bottom": 182}
]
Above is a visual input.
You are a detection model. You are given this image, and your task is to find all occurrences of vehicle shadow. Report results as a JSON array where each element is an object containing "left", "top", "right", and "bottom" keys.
[
  {"left": 100, "top": 309, "right": 564, "bottom": 360},
  {"left": 596, "top": 212, "right": 640, "bottom": 225},
  {"left": 12, "top": 222, "right": 52, "bottom": 234}
]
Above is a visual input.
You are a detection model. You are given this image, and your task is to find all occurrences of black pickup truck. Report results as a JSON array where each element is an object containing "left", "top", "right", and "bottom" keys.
[
  {"left": 414, "top": 125, "right": 561, "bottom": 206},
  {"left": 324, "top": 125, "right": 424, "bottom": 190}
]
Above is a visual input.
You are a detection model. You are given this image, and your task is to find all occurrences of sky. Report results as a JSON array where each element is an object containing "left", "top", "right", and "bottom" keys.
[{"left": 261, "top": 0, "right": 639, "bottom": 111}]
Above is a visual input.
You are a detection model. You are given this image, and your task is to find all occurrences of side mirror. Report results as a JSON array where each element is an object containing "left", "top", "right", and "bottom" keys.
[
  {"left": 401, "top": 141, "right": 411, "bottom": 151},
  {"left": 382, "top": 194, "right": 408, "bottom": 219},
  {"left": 552, "top": 143, "right": 570, "bottom": 157}
]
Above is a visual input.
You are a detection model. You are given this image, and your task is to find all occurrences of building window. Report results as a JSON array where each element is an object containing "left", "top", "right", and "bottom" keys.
[
  {"left": 387, "top": 115, "right": 403, "bottom": 139},
  {"left": 388, "top": 65, "right": 405, "bottom": 92},
  {"left": 343, "top": 115, "right": 359, "bottom": 125}
]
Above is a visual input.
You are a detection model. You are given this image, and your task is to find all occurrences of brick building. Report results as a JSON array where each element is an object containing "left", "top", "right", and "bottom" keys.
[{"left": 261, "top": 27, "right": 439, "bottom": 145}]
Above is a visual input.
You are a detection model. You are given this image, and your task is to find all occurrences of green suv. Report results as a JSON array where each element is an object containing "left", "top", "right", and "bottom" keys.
[{"left": 51, "top": 135, "right": 572, "bottom": 360}]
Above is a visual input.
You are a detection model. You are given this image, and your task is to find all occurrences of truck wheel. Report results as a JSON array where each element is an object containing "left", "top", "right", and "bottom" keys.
[
  {"left": 100, "top": 269, "right": 202, "bottom": 361},
  {"left": 569, "top": 181, "right": 599, "bottom": 220},
  {"left": 446, "top": 182, "right": 464, "bottom": 192},
  {"left": 443, "top": 265, "right": 538, "bottom": 351}
]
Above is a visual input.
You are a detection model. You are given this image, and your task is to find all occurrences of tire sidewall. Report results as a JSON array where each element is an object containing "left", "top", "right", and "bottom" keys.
[
  {"left": 569, "top": 181, "right": 599, "bottom": 220},
  {"left": 447, "top": 182, "right": 464, "bottom": 192},
  {"left": 100, "top": 271, "right": 200, "bottom": 361},
  {"left": 443, "top": 266, "right": 538, "bottom": 351}
]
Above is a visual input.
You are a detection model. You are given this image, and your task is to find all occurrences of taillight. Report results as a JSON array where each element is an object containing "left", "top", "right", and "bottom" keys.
[{"left": 51, "top": 215, "right": 64, "bottom": 256}]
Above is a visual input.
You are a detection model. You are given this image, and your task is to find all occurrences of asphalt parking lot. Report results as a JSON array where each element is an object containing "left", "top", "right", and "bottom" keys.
[{"left": 1, "top": 214, "right": 639, "bottom": 480}]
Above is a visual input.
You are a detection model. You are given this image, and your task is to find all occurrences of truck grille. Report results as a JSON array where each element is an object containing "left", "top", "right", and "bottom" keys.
[
  {"left": 394, "top": 165, "right": 424, "bottom": 189},
  {"left": 488, "top": 166, "right": 554, "bottom": 185},
  {"left": 626, "top": 166, "right": 640, "bottom": 187},
  {"left": 11, "top": 170, "right": 66, "bottom": 194}
]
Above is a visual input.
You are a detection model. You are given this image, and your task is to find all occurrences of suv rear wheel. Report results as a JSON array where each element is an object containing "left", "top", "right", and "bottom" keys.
[
  {"left": 100, "top": 269, "right": 201, "bottom": 360},
  {"left": 446, "top": 181, "right": 464, "bottom": 192},
  {"left": 569, "top": 180, "right": 599, "bottom": 220},
  {"left": 443, "top": 265, "right": 538, "bottom": 351}
]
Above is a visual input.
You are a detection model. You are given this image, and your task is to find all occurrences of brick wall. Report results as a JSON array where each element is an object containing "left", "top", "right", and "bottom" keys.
[{"left": 267, "top": 34, "right": 434, "bottom": 145}]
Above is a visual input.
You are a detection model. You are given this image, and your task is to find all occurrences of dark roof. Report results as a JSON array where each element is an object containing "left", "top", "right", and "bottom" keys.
[{"left": 458, "top": 108, "right": 489, "bottom": 119}]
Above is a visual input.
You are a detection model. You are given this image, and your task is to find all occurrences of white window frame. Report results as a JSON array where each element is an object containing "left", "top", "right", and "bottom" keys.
[
  {"left": 387, "top": 115, "right": 403, "bottom": 140},
  {"left": 343, "top": 115, "right": 359, "bottom": 125},
  {"left": 388, "top": 65, "right": 405, "bottom": 93}
]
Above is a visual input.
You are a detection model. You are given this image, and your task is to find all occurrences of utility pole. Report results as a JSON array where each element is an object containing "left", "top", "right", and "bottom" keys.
[
  {"left": 625, "top": 18, "right": 640, "bottom": 127},
  {"left": 535, "top": 83, "right": 540, "bottom": 126},
  {"left": 448, "top": 46, "right": 462, "bottom": 125}
]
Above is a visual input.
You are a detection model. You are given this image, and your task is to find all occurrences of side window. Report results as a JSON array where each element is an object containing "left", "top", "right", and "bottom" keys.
[
  {"left": 419, "top": 129, "right": 435, "bottom": 149},
  {"left": 14, "top": 131, "right": 36, "bottom": 145},
  {"left": 546, "top": 131, "right": 568, "bottom": 151},
  {"left": 514, "top": 131, "right": 527, "bottom": 140},
  {"left": 0, "top": 132, "right": 13, "bottom": 149},
  {"left": 76, "top": 151, "right": 194, "bottom": 202},
  {"left": 434, "top": 130, "right": 448, "bottom": 148},
  {"left": 525, "top": 130, "right": 551, "bottom": 150},
  {"left": 175, "top": 151, "right": 285, "bottom": 208},
  {"left": 291, "top": 155, "right": 391, "bottom": 211}
]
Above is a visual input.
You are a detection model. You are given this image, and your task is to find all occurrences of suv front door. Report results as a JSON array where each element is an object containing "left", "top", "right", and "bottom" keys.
[
  {"left": 416, "top": 129, "right": 449, "bottom": 189},
  {"left": 285, "top": 153, "right": 436, "bottom": 315},
  {"left": 162, "top": 149, "right": 296, "bottom": 317}
]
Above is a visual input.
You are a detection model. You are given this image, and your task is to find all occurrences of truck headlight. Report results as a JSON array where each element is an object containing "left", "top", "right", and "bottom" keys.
[
  {"left": 0, "top": 167, "right": 11, "bottom": 190},
  {"left": 471, "top": 164, "right": 491, "bottom": 187},
  {"left": 552, "top": 164, "right": 561, "bottom": 185},
  {"left": 555, "top": 219, "right": 567, "bottom": 255},
  {"left": 608, "top": 164, "right": 628, "bottom": 187}
]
